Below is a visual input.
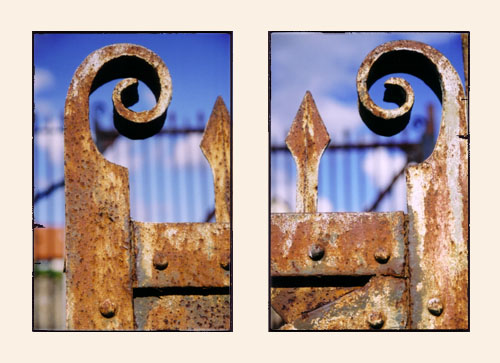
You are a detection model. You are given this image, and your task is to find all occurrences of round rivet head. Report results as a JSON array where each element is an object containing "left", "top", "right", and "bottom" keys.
[
  {"left": 367, "top": 312, "right": 385, "bottom": 329},
  {"left": 308, "top": 244, "right": 325, "bottom": 261},
  {"left": 427, "top": 298, "right": 444, "bottom": 316},
  {"left": 99, "top": 299, "right": 116, "bottom": 318},
  {"left": 153, "top": 251, "right": 168, "bottom": 270},
  {"left": 374, "top": 247, "right": 390, "bottom": 264}
]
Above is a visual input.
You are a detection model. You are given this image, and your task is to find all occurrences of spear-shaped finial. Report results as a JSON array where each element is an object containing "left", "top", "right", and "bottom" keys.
[
  {"left": 286, "top": 91, "right": 330, "bottom": 213},
  {"left": 200, "top": 96, "right": 231, "bottom": 223}
]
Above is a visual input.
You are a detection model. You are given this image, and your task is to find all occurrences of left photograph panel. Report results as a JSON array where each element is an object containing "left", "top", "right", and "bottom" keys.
[{"left": 33, "top": 32, "right": 232, "bottom": 331}]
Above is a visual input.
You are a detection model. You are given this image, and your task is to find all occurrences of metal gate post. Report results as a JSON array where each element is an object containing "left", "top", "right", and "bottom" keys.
[
  {"left": 65, "top": 44, "right": 231, "bottom": 330},
  {"left": 357, "top": 40, "right": 468, "bottom": 329}
]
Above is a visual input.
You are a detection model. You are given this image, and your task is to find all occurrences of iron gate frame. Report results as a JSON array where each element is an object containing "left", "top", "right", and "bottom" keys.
[{"left": 269, "top": 35, "right": 469, "bottom": 331}]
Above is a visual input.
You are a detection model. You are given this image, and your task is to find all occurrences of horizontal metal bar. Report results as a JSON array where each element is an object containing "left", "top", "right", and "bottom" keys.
[
  {"left": 271, "top": 212, "right": 406, "bottom": 277},
  {"left": 134, "top": 295, "right": 230, "bottom": 331},
  {"left": 133, "top": 221, "right": 230, "bottom": 288}
]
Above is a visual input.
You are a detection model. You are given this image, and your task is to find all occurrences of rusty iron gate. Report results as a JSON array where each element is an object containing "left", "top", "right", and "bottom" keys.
[
  {"left": 64, "top": 44, "right": 231, "bottom": 330},
  {"left": 270, "top": 39, "right": 468, "bottom": 330}
]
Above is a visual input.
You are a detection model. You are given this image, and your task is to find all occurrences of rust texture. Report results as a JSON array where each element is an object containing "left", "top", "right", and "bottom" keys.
[
  {"left": 134, "top": 295, "right": 230, "bottom": 331},
  {"left": 271, "top": 212, "right": 406, "bottom": 276},
  {"left": 133, "top": 221, "right": 230, "bottom": 288},
  {"left": 283, "top": 276, "right": 408, "bottom": 330},
  {"left": 200, "top": 97, "right": 231, "bottom": 223},
  {"left": 286, "top": 91, "right": 330, "bottom": 213},
  {"left": 357, "top": 40, "right": 468, "bottom": 329},
  {"left": 271, "top": 287, "right": 357, "bottom": 324},
  {"left": 461, "top": 34, "right": 469, "bottom": 100},
  {"left": 64, "top": 44, "right": 172, "bottom": 330}
]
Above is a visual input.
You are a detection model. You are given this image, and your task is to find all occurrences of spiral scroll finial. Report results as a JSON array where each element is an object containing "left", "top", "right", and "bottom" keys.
[
  {"left": 66, "top": 43, "right": 172, "bottom": 141},
  {"left": 356, "top": 40, "right": 454, "bottom": 137}
]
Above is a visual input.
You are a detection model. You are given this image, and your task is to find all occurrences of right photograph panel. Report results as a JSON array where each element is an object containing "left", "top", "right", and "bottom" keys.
[{"left": 269, "top": 32, "right": 469, "bottom": 331}]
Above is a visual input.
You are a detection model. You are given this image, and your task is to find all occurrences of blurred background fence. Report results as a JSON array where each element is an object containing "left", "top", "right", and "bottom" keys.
[{"left": 271, "top": 104, "right": 436, "bottom": 214}]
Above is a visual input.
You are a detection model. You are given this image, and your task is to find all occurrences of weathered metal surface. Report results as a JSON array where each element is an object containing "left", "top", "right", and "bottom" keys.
[
  {"left": 357, "top": 40, "right": 468, "bottom": 329},
  {"left": 133, "top": 221, "right": 230, "bottom": 287},
  {"left": 134, "top": 295, "right": 230, "bottom": 331},
  {"left": 65, "top": 44, "right": 172, "bottom": 330},
  {"left": 282, "top": 276, "right": 408, "bottom": 330},
  {"left": 200, "top": 97, "right": 231, "bottom": 223},
  {"left": 286, "top": 91, "right": 330, "bottom": 213},
  {"left": 271, "top": 287, "right": 358, "bottom": 324},
  {"left": 461, "top": 34, "right": 469, "bottom": 100},
  {"left": 271, "top": 212, "right": 406, "bottom": 276}
]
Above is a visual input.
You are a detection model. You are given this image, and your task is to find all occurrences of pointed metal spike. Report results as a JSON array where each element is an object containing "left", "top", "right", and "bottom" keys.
[
  {"left": 286, "top": 91, "right": 330, "bottom": 213},
  {"left": 200, "top": 96, "right": 231, "bottom": 223}
]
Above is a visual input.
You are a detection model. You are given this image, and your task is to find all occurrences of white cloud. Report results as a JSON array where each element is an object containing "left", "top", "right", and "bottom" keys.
[
  {"left": 34, "top": 68, "right": 55, "bottom": 94},
  {"left": 315, "top": 96, "right": 362, "bottom": 143},
  {"left": 36, "top": 116, "right": 64, "bottom": 164},
  {"left": 270, "top": 33, "right": 385, "bottom": 147}
]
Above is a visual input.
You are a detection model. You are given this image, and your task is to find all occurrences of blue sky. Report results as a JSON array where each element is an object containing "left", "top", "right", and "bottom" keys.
[
  {"left": 34, "top": 33, "right": 231, "bottom": 226},
  {"left": 270, "top": 32, "right": 466, "bottom": 213}
]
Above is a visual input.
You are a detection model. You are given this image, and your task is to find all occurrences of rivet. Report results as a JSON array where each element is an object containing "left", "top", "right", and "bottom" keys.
[
  {"left": 308, "top": 244, "right": 325, "bottom": 261},
  {"left": 374, "top": 247, "right": 390, "bottom": 264},
  {"left": 220, "top": 262, "right": 230, "bottom": 271},
  {"left": 367, "top": 312, "right": 385, "bottom": 329},
  {"left": 153, "top": 251, "right": 168, "bottom": 270},
  {"left": 99, "top": 299, "right": 116, "bottom": 318},
  {"left": 427, "top": 297, "right": 443, "bottom": 316}
]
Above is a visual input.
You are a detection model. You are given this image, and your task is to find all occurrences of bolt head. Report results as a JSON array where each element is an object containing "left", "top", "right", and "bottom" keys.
[
  {"left": 374, "top": 247, "right": 390, "bottom": 264},
  {"left": 367, "top": 312, "right": 385, "bottom": 329},
  {"left": 99, "top": 299, "right": 116, "bottom": 318},
  {"left": 427, "top": 297, "right": 444, "bottom": 316},
  {"left": 308, "top": 244, "right": 325, "bottom": 261},
  {"left": 153, "top": 251, "right": 169, "bottom": 270}
]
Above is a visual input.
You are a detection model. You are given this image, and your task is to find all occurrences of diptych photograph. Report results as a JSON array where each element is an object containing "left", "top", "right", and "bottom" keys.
[{"left": 32, "top": 31, "right": 469, "bottom": 332}]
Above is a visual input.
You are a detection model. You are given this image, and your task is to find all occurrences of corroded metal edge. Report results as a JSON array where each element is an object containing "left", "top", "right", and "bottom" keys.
[
  {"left": 286, "top": 91, "right": 330, "bottom": 213},
  {"left": 284, "top": 276, "right": 408, "bottom": 330},
  {"left": 200, "top": 97, "right": 231, "bottom": 223},
  {"left": 271, "top": 212, "right": 406, "bottom": 277},
  {"left": 64, "top": 44, "right": 172, "bottom": 330},
  {"left": 271, "top": 287, "right": 358, "bottom": 324},
  {"left": 357, "top": 40, "right": 468, "bottom": 329},
  {"left": 134, "top": 295, "right": 230, "bottom": 331},
  {"left": 132, "top": 221, "right": 230, "bottom": 288}
]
